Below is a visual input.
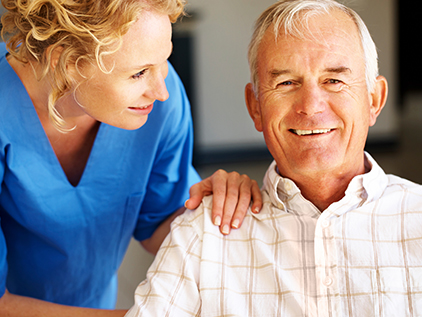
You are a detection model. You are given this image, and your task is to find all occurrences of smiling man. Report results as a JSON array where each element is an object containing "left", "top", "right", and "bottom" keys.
[
  {"left": 244, "top": 1, "right": 386, "bottom": 212},
  {"left": 126, "top": 1, "right": 422, "bottom": 316}
]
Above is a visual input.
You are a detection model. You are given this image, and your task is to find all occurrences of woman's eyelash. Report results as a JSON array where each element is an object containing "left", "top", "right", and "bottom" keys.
[{"left": 132, "top": 69, "right": 147, "bottom": 79}]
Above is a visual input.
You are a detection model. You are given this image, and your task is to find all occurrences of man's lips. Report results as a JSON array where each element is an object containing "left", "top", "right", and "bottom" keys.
[{"left": 290, "top": 128, "right": 332, "bottom": 136}]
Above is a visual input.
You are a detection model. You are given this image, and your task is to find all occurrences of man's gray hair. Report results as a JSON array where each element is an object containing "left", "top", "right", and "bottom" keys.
[{"left": 247, "top": 0, "right": 378, "bottom": 95}]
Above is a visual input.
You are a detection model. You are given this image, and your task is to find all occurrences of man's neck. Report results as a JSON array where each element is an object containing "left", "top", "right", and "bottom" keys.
[
  {"left": 294, "top": 175, "right": 353, "bottom": 211},
  {"left": 278, "top": 156, "right": 370, "bottom": 212}
]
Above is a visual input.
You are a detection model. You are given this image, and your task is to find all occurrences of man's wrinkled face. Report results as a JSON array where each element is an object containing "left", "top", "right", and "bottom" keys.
[{"left": 246, "top": 10, "right": 384, "bottom": 180}]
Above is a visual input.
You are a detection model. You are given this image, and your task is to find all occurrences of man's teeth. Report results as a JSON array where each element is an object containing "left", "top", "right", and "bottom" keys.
[{"left": 293, "top": 129, "right": 331, "bottom": 136}]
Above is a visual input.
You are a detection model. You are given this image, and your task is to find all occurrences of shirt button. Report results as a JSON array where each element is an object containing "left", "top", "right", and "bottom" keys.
[
  {"left": 277, "top": 203, "right": 284, "bottom": 210},
  {"left": 284, "top": 182, "right": 292, "bottom": 191},
  {"left": 324, "top": 276, "right": 333, "bottom": 287},
  {"left": 321, "top": 220, "right": 330, "bottom": 228}
]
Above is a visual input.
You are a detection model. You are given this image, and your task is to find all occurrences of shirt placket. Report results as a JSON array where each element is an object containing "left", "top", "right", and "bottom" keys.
[
  {"left": 315, "top": 209, "right": 338, "bottom": 317},
  {"left": 315, "top": 190, "right": 367, "bottom": 316}
]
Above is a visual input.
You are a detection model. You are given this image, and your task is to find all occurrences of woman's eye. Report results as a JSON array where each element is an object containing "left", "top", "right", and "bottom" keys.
[{"left": 132, "top": 69, "right": 147, "bottom": 80}]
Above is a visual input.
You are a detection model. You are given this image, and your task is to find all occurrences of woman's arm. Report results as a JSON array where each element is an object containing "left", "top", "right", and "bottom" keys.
[
  {"left": 0, "top": 291, "right": 127, "bottom": 317},
  {"left": 140, "top": 206, "right": 185, "bottom": 255}
]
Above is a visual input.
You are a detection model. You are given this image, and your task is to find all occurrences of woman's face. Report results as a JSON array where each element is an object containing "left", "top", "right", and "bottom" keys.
[{"left": 68, "top": 9, "right": 173, "bottom": 130}]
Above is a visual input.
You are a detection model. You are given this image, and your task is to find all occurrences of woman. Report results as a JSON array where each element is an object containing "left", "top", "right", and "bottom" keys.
[{"left": 0, "top": 0, "right": 262, "bottom": 315}]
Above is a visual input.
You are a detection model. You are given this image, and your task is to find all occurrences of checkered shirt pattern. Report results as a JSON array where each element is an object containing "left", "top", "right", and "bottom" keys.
[{"left": 126, "top": 153, "right": 422, "bottom": 317}]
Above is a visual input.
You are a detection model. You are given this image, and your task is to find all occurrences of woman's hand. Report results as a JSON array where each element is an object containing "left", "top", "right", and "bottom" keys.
[{"left": 185, "top": 170, "right": 262, "bottom": 235}]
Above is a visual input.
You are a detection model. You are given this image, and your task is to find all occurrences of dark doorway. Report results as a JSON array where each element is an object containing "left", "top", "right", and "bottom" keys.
[{"left": 398, "top": 1, "right": 422, "bottom": 106}]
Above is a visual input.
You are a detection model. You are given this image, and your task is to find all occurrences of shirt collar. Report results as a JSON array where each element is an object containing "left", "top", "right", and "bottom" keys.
[
  {"left": 346, "top": 152, "right": 389, "bottom": 203},
  {"left": 261, "top": 152, "right": 389, "bottom": 214}
]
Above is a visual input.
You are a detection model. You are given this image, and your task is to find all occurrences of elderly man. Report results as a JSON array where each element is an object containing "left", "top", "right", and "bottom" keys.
[{"left": 126, "top": 0, "right": 422, "bottom": 316}]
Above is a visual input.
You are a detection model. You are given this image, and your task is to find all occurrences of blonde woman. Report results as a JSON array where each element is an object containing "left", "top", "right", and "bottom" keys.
[{"left": 0, "top": 0, "right": 262, "bottom": 315}]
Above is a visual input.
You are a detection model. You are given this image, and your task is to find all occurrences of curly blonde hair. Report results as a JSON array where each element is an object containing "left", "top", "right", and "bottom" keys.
[{"left": 1, "top": 0, "right": 186, "bottom": 131}]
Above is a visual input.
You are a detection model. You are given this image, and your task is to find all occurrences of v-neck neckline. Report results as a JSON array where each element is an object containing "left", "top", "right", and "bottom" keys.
[{"left": 2, "top": 51, "right": 104, "bottom": 188}]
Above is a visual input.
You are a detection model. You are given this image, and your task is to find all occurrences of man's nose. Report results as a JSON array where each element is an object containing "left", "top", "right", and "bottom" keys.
[{"left": 294, "top": 82, "right": 326, "bottom": 116}]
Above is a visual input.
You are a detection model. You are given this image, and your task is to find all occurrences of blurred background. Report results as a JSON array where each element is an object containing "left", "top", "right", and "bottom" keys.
[{"left": 2, "top": 0, "right": 422, "bottom": 309}]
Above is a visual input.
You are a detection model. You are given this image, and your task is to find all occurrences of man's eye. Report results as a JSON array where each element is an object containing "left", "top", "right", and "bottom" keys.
[
  {"left": 279, "top": 81, "right": 293, "bottom": 86},
  {"left": 132, "top": 69, "right": 147, "bottom": 79},
  {"left": 328, "top": 79, "right": 341, "bottom": 84}
]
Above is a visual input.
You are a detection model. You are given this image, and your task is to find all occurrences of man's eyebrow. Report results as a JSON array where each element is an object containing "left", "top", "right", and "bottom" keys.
[
  {"left": 269, "top": 69, "right": 292, "bottom": 78},
  {"left": 267, "top": 66, "right": 351, "bottom": 80},
  {"left": 324, "top": 66, "right": 352, "bottom": 74}
]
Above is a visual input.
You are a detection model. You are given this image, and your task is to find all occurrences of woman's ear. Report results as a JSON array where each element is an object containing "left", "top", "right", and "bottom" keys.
[
  {"left": 369, "top": 75, "right": 388, "bottom": 126},
  {"left": 48, "top": 45, "right": 64, "bottom": 70},
  {"left": 245, "top": 83, "right": 263, "bottom": 132}
]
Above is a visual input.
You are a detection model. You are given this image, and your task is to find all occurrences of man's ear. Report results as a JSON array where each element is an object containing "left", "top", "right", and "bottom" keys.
[
  {"left": 369, "top": 75, "right": 388, "bottom": 126},
  {"left": 245, "top": 83, "right": 263, "bottom": 132}
]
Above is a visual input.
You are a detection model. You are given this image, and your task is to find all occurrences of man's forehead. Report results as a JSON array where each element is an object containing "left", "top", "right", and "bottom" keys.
[
  {"left": 263, "top": 9, "right": 360, "bottom": 47},
  {"left": 258, "top": 12, "right": 364, "bottom": 73}
]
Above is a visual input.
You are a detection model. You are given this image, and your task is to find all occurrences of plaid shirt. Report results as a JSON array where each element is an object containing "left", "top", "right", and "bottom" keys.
[{"left": 126, "top": 153, "right": 422, "bottom": 317}]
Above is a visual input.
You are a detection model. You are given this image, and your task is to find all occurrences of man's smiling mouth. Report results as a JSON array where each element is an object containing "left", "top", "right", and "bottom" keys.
[{"left": 291, "top": 129, "right": 332, "bottom": 136}]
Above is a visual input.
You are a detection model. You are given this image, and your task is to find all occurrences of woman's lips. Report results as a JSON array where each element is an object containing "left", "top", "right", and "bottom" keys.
[{"left": 128, "top": 103, "right": 154, "bottom": 115}]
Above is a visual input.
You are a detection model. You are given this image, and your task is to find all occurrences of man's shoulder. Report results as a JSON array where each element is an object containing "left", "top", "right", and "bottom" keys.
[
  {"left": 382, "top": 174, "right": 422, "bottom": 209},
  {"left": 172, "top": 196, "right": 216, "bottom": 240},
  {"left": 386, "top": 174, "right": 422, "bottom": 192},
  {"left": 177, "top": 192, "right": 276, "bottom": 236},
  {"left": 180, "top": 196, "right": 214, "bottom": 222}
]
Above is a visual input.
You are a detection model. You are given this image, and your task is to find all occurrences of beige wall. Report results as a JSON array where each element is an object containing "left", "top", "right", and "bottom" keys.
[{"left": 351, "top": 0, "right": 399, "bottom": 139}]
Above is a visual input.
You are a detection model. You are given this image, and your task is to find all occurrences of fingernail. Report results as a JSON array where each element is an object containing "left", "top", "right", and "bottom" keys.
[
  {"left": 214, "top": 216, "right": 221, "bottom": 226},
  {"left": 184, "top": 200, "right": 189, "bottom": 208},
  {"left": 253, "top": 207, "right": 260, "bottom": 214},
  {"left": 222, "top": 224, "right": 230, "bottom": 234},
  {"left": 232, "top": 219, "right": 240, "bottom": 229}
]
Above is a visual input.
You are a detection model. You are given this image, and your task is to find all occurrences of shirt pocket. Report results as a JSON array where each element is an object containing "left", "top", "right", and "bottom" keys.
[{"left": 371, "top": 267, "right": 422, "bottom": 317}]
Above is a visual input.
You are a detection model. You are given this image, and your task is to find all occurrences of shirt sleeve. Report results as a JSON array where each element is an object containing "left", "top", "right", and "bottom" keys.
[
  {"left": 133, "top": 63, "right": 201, "bottom": 241},
  {"left": 126, "top": 209, "right": 203, "bottom": 317}
]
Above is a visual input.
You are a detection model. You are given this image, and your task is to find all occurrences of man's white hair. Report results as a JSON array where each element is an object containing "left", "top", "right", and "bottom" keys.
[{"left": 247, "top": 0, "right": 378, "bottom": 95}]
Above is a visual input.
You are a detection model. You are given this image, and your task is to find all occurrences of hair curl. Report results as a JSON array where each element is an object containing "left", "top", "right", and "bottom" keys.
[
  {"left": 1, "top": 0, "right": 186, "bottom": 130},
  {"left": 247, "top": 0, "right": 378, "bottom": 96}
]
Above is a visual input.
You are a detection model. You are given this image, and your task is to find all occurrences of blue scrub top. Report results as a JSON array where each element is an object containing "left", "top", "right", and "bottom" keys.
[{"left": 0, "top": 42, "right": 201, "bottom": 308}]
